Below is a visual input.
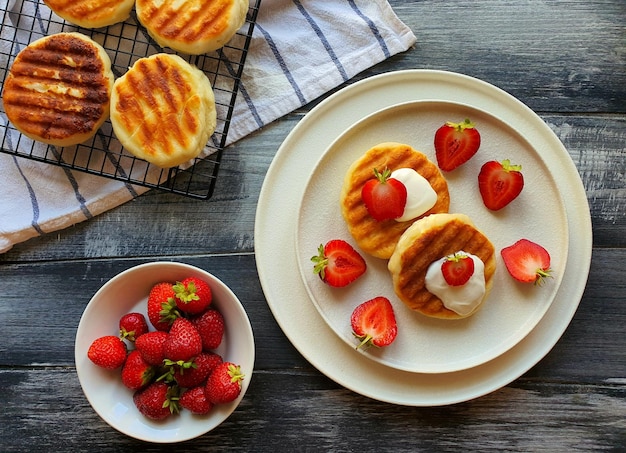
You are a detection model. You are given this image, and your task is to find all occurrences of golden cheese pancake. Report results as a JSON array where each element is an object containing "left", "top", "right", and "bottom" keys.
[
  {"left": 2, "top": 32, "right": 114, "bottom": 147},
  {"left": 136, "top": 0, "right": 249, "bottom": 55},
  {"left": 388, "top": 213, "right": 496, "bottom": 320},
  {"left": 340, "top": 142, "right": 450, "bottom": 259},
  {"left": 110, "top": 53, "right": 217, "bottom": 168},
  {"left": 44, "top": 0, "right": 134, "bottom": 28}
]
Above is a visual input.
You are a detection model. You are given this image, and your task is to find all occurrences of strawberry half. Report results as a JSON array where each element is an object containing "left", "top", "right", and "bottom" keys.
[
  {"left": 434, "top": 118, "right": 481, "bottom": 171},
  {"left": 441, "top": 252, "right": 475, "bottom": 286},
  {"left": 350, "top": 296, "right": 397, "bottom": 349},
  {"left": 311, "top": 239, "right": 366, "bottom": 287},
  {"left": 478, "top": 159, "right": 524, "bottom": 211},
  {"left": 361, "top": 167, "right": 407, "bottom": 221},
  {"left": 501, "top": 238, "right": 553, "bottom": 285}
]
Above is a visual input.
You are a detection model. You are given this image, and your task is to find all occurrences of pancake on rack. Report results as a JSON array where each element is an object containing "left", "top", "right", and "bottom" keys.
[
  {"left": 43, "top": 0, "right": 135, "bottom": 28},
  {"left": 2, "top": 32, "right": 114, "bottom": 147},
  {"left": 340, "top": 142, "right": 450, "bottom": 260},
  {"left": 109, "top": 53, "right": 217, "bottom": 168},
  {"left": 388, "top": 213, "right": 496, "bottom": 320},
  {"left": 136, "top": 0, "right": 249, "bottom": 54}
]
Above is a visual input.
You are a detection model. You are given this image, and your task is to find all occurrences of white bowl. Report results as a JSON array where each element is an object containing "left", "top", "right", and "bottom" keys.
[{"left": 75, "top": 262, "right": 255, "bottom": 443}]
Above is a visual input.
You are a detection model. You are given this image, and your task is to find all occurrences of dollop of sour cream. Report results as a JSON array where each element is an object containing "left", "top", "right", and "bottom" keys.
[
  {"left": 425, "top": 252, "right": 486, "bottom": 316},
  {"left": 390, "top": 168, "right": 437, "bottom": 222}
]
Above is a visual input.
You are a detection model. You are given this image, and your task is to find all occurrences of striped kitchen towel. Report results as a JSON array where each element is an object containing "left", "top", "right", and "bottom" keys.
[{"left": 0, "top": 0, "right": 416, "bottom": 253}]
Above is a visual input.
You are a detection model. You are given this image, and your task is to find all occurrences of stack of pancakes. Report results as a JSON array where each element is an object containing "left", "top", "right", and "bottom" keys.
[{"left": 340, "top": 142, "right": 496, "bottom": 319}]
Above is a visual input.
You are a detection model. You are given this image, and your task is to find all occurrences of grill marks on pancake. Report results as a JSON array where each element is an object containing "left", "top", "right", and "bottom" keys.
[
  {"left": 45, "top": 0, "right": 123, "bottom": 23},
  {"left": 114, "top": 56, "right": 199, "bottom": 159},
  {"left": 3, "top": 34, "right": 110, "bottom": 141},
  {"left": 341, "top": 143, "right": 450, "bottom": 259},
  {"left": 141, "top": 0, "right": 230, "bottom": 43},
  {"left": 395, "top": 219, "right": 496, "bottom": 315}
]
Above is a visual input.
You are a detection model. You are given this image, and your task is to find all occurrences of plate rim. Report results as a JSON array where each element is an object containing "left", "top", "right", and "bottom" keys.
[{"left": 255, "top": 69, "right": 591, "bottom": 406}]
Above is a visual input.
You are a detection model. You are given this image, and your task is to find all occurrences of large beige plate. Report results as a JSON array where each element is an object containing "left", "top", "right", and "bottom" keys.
[
  {"left": 255, "top": 70, "right": 591, "bottom": 406},
  {"left": 295, "top": 100, "right": 568, "bottom": 373}
]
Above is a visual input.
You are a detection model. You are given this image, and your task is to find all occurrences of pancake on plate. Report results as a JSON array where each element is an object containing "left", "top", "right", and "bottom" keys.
[
  {"left": 2, "top": 32, "right": 114, "bottom": 147},
  {"left": 340, "top": 142, "right": 450, "bottom": 259},
  {"left": 388, "top": 213, "right": 496, "bottom": 320},
  {"left": 110, "top": 53, "right": 217, "bottom": 168},
  {"left": 44, "top": 0, "right": 135, "bottom": 28},
  {"left": 136, "top": 0, "right": 249, "bottom": 54}
]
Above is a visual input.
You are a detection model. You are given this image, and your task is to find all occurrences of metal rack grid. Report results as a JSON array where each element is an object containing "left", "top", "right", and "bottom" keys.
[{"left": 0, "top": 0, "right": 260, "bottom": 199}]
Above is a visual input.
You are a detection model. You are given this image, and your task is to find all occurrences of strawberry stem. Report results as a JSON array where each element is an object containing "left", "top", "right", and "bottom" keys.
[
  {"left": 446, "top": 118, "right": 475, "bottom": 131},
  {"left": 501, "top": 159, "right": 522, "bottom": 172}
]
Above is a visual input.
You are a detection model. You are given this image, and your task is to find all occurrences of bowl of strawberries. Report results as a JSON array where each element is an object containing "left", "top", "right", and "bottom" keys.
[{"left": 75, "top": 261, "right": 255, "bottom": 443}]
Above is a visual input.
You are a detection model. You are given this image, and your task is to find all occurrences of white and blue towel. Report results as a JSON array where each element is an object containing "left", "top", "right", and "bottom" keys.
[{"left": 0, "top": 0, "right": 416, "bottom": 253}]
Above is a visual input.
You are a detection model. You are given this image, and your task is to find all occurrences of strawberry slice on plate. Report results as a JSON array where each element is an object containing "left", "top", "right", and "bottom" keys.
[
  {"left": 351, "top": 296, "right": 397, "bottom": 349},
  {"left": 361, "top": 167, "right": 407, "bottom": 221},
  {"left": 441, "top": 252, "right": 475, "bottom": 286},
  {"left": 434, "top": 118, "right": 481, "bottom": 171},
  {"left": 478, "top": 159, "right": 524, "bottom": 211},
  {"left": 311, "top": 239, "right": 366, "bottom": 287},
  {"left": 501, "top": 238, "right": 553, "bottom": 285}
]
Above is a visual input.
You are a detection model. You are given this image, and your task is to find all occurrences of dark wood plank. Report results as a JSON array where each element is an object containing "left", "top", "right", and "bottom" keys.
[{"left": 1, "top": 368, "right": 624, "bottom": 451}]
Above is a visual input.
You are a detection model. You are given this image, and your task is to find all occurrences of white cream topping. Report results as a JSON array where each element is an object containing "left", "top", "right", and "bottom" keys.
[
  {"left": 390, "top": 168, "right": 437, "bottom": 222},
  {"left": 424, "top": 252, "right": 486, "bottom": 316}
]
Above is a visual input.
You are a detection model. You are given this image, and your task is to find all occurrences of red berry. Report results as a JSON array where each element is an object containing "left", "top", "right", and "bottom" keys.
[
  {"left": 478, "top": 159, "right": 524, "bottom": 211},
  {"left": 361, "top": 167, "right": 407, "bottom": 221},
  {"left": 350, "top": 297, "right": 398, "bottom": 349},
  {"left": 192, "top": 309, "right": 225, "bottom": 351},
  {"left": 173, "top": 352, "right": 223, "bottom": 388},
  {"left": 311, "top": 239, "right": 367, "bottom": 288},
  {"left": 441, "top": 252, "right": 475, "bottom": 286},
  {"left": 173, "top": 277, "right": 212, "bottom": 314},
  {"left": 501, "top": 238, "right": 553, "bottom": 285},
  {"left": 133, "top": 381, "right": 179, "bottom": 420},
  {"left": 121, "top": 350, "right": 155, "bottom": 390},
  {"left": 179, "top": 386, "right": 212, "bottom": 415},
  {"left": 205, "top": 362, "right": 244, "bottom": 404},
  {"left": 163, "top": 318, "right": 203, "bottom": 362},
  {"left": 119, "top": 312, "right": 149, "bottom": 342},
  {"left": 147, "top": 282, "right": 180, "bottom": 332},
  {"left": 434, "top": 118, "right": 481, "bottom": 171},
  {"left": 87, "top": 335, "right": 127, "bottom": 369},
  {"left": 135, "top": 331, "right": 168, "bottom": 366}
]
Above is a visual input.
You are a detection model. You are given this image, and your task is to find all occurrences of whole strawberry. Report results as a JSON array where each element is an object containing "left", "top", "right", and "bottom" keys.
[
  {"left": 121, "top": 350, "right": 155, "bottom": 390},
  {"left": 173, "top": 277, "right": 212, "bottom": 314},
  {"left": 179, "top": 386, "right": 212, "bottom": 415},
  {"left": 147, "top": 282, "right": 180, "bottom": 332},
  {"left": 205, "top": 362, "right": 244, "bottom": 404},
  {"left": 87, "top": 335, "right": 127, "bottom": 369},
  {"left": 192, "top": 309, "right": 225, "bottom": 351},
  {"left": 135, "top": 331, "right": 168, "bottom": 366},
  {"left": 163, "top": 318, "right": 203, "bottom": 362},
  {"left": 361, "top": 167, "right": 407, "bottom": 221},
  {"left": 119, "top": 312, "right": 149, "bottom": 342},
  {"left": 173, "top": 352, "right": 223, "bottom": 388},
  {"left": 133, "top": 381, "right": 179, "bottom": 420}
]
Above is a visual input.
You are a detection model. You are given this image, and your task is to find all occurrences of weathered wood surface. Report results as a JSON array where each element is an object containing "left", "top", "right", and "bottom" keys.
[{"left": 1, "top": 0, "right": 625, "bottom": 451}]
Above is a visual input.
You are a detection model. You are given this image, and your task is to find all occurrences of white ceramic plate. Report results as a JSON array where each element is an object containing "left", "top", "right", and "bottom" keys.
[
  {"left": 295, "top": 100, "right": 568, "bottom": 373},
  {"left": 255, "top": 70, "right": 591, "bottom": 406},
  {"left": 75, "top": 262, "right": 255, "bottom": 442}
]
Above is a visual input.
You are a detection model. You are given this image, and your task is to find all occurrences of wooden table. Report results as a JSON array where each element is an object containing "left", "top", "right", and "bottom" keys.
[{"left": 1, "top": 0, "right": 624, "bottom": 450}]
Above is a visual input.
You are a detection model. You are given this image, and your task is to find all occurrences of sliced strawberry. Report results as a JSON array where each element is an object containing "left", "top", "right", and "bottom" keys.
[
  {"left": 434, "top": 118, "right": 481, "bottom": 171},
  {"left": 441, "top": 252, "right": 475, "bottom": 286},
  {"left": 478, "top": 159, "right": 524, "bottom": 210},
  {"left": 311, "top": 239, "right": 366, "bottom": 287},
  {"left": 361, "top": 167, "right": 407, "bottom": 221},
  {"left": 350, "top": 296, "right": 397, "bottom": 349},
  {"left": 501, "top": 238, "right": 553, "bottom": 285}
]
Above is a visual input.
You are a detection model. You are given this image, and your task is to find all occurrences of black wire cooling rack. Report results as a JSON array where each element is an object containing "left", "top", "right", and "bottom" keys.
[{"left": 0, "top": 0, "right": 260, "bottom": 199}]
